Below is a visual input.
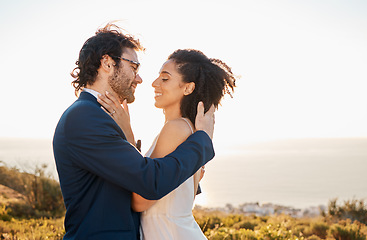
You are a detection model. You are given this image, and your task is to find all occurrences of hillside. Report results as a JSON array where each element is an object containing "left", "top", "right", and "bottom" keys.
[
  {"left": 0, "top": 165, "right": 65, "bottom": 219},
  {"left": 0, "top": 184, "right": 26, "bottom": 205}
]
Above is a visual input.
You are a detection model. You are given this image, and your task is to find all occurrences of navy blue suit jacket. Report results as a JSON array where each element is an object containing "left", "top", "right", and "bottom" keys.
[{"left": 53, "top": 92, "right": 215, "bottom": 240}]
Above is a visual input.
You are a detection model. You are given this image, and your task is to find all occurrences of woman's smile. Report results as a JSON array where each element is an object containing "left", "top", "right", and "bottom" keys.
[{"left": 154, "top": 92, "right": 162, "bottom": 98}]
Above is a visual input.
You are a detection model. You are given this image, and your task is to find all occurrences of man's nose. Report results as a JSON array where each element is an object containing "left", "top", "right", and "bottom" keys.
[{"left": 135, "top": 74, "right": 143, "bottom": 84}]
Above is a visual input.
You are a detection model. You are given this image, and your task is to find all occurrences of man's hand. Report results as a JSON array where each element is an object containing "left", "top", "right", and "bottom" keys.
[{"left": 195, "top": 102, "right": 215, "bottom": 139}]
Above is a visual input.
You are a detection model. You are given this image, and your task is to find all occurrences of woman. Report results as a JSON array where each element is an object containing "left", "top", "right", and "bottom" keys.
[{"left": 99, "top": 49, "right": 236, "bottom": 239}]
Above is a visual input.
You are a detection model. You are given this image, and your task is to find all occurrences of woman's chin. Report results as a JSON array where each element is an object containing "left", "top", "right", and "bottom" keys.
[{"left": 154, "top": 102, "right": 163, "bottom": 109}]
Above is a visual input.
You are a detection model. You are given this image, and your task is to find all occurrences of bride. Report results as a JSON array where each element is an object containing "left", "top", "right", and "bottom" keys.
[{"left": 99, "top": 49, "right": 236, "bottom": 239}]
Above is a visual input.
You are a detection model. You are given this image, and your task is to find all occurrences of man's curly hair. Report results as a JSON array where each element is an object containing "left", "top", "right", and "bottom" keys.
[
  {"left": 168, "top": 49, "right": 237, "bottom": 126},
  {"left": 71, "top": 23, "right": 145, "bottom": 96}
]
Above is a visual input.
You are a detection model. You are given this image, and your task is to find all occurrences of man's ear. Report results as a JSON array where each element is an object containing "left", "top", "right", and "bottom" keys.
[
  {"left": 184, "top": 82, "right": 195, "bottom": 96},
  {"left": 100, "top": 54, "right": 113, "bottom": 72}
]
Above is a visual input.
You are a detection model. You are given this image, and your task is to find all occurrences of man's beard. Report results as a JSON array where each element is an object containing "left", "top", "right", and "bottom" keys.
[{"left": 108, "top": 67, "right": 135, "bottom": 103}]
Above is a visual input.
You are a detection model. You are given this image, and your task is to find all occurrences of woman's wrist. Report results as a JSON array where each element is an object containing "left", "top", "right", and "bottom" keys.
[{"left": 124, "top": 127, "right": 136, "bottom": 146}]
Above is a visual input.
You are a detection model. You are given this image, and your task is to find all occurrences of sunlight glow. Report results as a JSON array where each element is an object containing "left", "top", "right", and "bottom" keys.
[{"left": 0, "top": 0, "right": 366, "bottom": 145}]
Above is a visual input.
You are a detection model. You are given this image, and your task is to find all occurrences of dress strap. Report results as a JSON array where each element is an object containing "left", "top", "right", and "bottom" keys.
[
  {"left": 181, "top": 117, "right": 200, "bottom": 199},
  {"left": 181, "top": 118, "right": 194, "bottom": 134}
]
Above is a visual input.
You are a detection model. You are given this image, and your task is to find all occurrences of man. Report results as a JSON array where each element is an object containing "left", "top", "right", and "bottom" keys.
[{"left": 53, "top": 23, "right": 215, "bottom": 239}]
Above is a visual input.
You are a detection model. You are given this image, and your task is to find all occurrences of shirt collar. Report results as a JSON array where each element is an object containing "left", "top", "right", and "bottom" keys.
[{"left": 83, "top": 88, "right": 101, "bottom": 99}]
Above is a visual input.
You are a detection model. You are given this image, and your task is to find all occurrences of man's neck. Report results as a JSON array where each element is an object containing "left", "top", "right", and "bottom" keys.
[
  {"left": 85, "top": 84, "right": 121, "bottom": 104},
  {"left": 83, "top": 88, "right": 101, "bottom": 99},
  {"left": 85, "top": 83, "right": 109, "bottom": 97},
  {"left": 85, "top": 82, "right": 106, "bottom": 94}
]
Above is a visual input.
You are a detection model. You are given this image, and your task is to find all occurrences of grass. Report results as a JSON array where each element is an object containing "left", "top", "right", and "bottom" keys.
[
  {"left": 1, "top": 165, "right": 366, "bottom": 239},
  {"left": 193, "top": 209, "right": 367, "bottom": 240},
  {"left": 0, "top": 218, "right": 65, "bottom": 240},
  {"left": 3, "top": 211, "right": 366, "bottom": 239}
]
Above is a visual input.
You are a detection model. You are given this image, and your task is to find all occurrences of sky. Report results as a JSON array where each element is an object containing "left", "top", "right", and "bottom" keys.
[{"left": 0, "top": 0, "right": 366, "bottom": 153}]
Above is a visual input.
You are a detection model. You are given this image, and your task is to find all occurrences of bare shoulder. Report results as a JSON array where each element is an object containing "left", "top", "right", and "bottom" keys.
[
  {"left": 158, "top": 119, "right": 193, "bottom": 145},
  {"left": 163, "top": 118, "right": 193, "bottom": 135},
  {"left": 150, "top": 118, "right": 194, "bottom": 158}
]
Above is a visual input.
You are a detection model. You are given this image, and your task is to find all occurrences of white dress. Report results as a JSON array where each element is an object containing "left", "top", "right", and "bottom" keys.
[{"left": 140, "top": 118, "right": 207, "bottom": 240}]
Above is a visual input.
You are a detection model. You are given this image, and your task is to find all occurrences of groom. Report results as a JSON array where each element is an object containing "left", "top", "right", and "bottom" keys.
[{"left": 53, "top": 23, "right": 215, "bottom": 240}]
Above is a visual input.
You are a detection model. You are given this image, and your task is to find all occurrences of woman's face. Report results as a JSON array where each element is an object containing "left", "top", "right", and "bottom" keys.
[{"left": 152, "top": 60, "right": 190, "bottom": 111}]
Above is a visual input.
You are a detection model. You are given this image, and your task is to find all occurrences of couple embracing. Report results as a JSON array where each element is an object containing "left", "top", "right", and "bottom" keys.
[{"left": 53, "top": 23, "right": 236, "bottom": 240}]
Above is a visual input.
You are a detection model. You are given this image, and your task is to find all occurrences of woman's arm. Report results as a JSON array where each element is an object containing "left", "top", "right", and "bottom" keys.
[
  {"left": 131, "top": 193, "right": 156, "bottom": 212},
  {"left": 131, "top": 119, "right": 194, "bottom": 212}
]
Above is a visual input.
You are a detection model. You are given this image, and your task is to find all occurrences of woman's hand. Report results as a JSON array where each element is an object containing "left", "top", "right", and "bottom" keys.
[
  {"left": 200, "top": 165, "right": 205, "bottom": 181},
  {"left": 97, "top": 91, "right": 136, "bottom": 146}
]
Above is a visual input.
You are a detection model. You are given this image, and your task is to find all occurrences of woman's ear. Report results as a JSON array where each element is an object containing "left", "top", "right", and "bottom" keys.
[{"left": 184, "top": 82, "right": 195, "bottom": 96}]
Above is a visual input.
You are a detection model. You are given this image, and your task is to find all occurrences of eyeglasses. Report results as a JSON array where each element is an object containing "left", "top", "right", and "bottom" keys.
[{"left": 114, "top": 56, "right": 140, "bottom": 76}]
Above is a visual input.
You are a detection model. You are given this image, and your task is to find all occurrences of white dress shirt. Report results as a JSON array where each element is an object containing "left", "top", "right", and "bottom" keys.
[{"left": 83, "top": 88, "right": 101, "bottom": 99}]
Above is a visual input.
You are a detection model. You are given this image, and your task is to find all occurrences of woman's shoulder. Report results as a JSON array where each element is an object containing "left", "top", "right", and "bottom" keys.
[
  {"left": 161, "top": 118, "right": 194, "bottom": 136},
  {"left": 154, "top": 118, "right": 194, "bottom": 154}
]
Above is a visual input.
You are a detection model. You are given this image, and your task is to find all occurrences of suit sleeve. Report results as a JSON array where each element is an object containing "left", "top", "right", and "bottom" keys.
[{"left": 63, "top": 104, "right": 215, "bottom": 200}]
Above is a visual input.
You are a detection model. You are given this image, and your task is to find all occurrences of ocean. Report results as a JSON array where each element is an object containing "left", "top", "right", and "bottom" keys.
[{"left": 1, "top": 138, "right": 366, "bottom": 209}]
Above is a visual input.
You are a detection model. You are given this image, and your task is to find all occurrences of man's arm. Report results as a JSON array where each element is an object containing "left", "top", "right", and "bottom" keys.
[
  {"left": 62, "top": 102, "right": 214, "bottom": 200},
  {"left": 131, "top": 118, "right": 196, "bottom": 212}
]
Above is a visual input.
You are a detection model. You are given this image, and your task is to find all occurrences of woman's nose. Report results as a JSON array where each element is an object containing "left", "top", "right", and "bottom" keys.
[{"left": 152, "top": 78, "right": 159, "bottom": 88}]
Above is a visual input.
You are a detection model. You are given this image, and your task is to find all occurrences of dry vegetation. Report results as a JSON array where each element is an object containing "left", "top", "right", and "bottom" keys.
[{"left": 1, "top": 165, "right": 366, "bottom": 239}]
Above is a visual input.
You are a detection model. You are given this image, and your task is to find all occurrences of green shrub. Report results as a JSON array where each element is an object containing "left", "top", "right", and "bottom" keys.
[
  {"left": 222, "top": 214, "right": 244, "bottom": 227},
  {"left": 330, "top": 222, "right": 367, "bottom": 240},
  {"left": 0, "top": 213, "right": 12, "bottom": 221},
  {"left": 0, "top": 218, "right": 65, "bottom": 240},
  {"left": 6, "top": 202, "right": 35, "bottom": 218},
  {"left": 306, "top": 235, "right": 322, "bottom": 240},
  {"left": 310, "top": 221, "right": 329, "bottom": 239},
  {"left": 292, "top": 224, "right": 307, "bottom": 236},
  {"left": 328, "top": 198, "right": 367, "bottom": 224},
  {"left": 196, "top": 215, "right": 222, "bottom": 233},
  {"left": 235, "top": 229, "right": 258, "bottom": 240},
  {"left": 0, "top": 165, "right": 65, "bottom": 219},
  {"left": 256, "top": 223, "right": 302, "bottom": 240},
  {"left": 207, "top": 227, "right": 258, "bottom": 240},
  {"left": 232, "top": 220, "right": 258, "bottom": 230},
  {"left": 1, "top": 208, "right": 367, "bottom": 239}
]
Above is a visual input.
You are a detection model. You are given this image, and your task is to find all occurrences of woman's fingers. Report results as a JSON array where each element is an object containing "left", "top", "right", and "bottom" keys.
[
  {"left": 105, "top": 91, "right": 120, "bottom": 108},
  {"left": 97, "top": 94, "right": 115, "bottom": 114},
  {"left": 97, "top": 92, "right": 135, "bottom": 145},
  {"left": 102, "top": 92, "right": 130, "bottom": 116},
  {"left": 122, "top": 99, "right": 129, "bottom": 115}
]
